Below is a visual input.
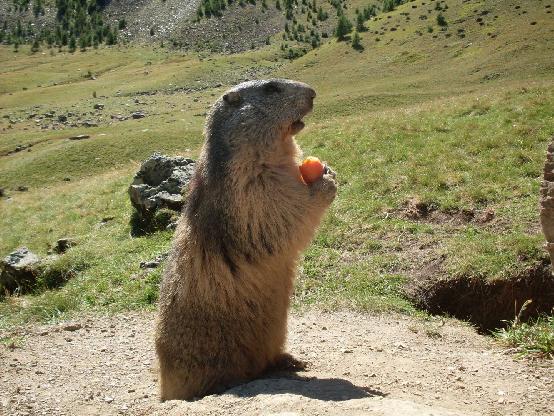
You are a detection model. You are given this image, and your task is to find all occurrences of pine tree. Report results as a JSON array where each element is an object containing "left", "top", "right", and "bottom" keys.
[
  {"left": 31, "top": 38, "right": 40, "bottom": 52},
  {"left": 106, "top": 27, "right": 117, "bottom": 45},
  {"left": 334, "top": 14, "right": 352, "bottom": 41},
  {"left": 317, "top": 6, "right": 327, "bottom": 21},
  {"left": 33, "top": 0, "right": 44, "bottom": 17},
  {"left": 69, "top": 35, "right": 77, "bottom": 52},
  {"left": 437, "top": 13, "right": 447, "bottom": 27},
  {"left": 79, "top": 34, "right": 87, "bottom": 51},
  {"left": 351, "top": 30, "right": 362, "bottom": 49},
  {"left": 356, "top": 13, "right": 365, "bottom": 32}
]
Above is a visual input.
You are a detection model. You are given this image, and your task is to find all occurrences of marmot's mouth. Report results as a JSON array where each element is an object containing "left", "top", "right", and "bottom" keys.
[{"left": 290, "top": 119, "right": 305, "bottom": 135}]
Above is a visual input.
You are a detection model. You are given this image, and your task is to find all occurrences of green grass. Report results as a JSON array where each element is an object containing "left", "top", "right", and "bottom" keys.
[
  {"left": 1, "top": 0, "right": 554, "bottom": 336},
  {"left": 0, "top": 170, "right": 172, "bottom": 327},
  {"left": 495, "top": 315, "right": 554, "bottom": 359}
]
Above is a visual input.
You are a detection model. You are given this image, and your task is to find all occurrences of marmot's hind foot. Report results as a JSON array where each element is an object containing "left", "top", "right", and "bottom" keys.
[{"left": 268, "top": 353, "right": 309, "bottom": 373}]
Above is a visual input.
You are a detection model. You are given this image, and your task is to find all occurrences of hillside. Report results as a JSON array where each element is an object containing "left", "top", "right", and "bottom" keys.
[{"left": 1, "top": 0, "right": 553, "bottom": 337}]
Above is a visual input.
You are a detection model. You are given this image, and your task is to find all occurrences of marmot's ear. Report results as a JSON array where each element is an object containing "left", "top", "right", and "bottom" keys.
[{"left": 223, "top": 91, "right": 242, "bottom": 106}]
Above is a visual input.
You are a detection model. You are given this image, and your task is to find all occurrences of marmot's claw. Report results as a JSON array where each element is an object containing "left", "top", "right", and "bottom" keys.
[{"left": 323, "top": 164, "right": 337, "bottom": 179}]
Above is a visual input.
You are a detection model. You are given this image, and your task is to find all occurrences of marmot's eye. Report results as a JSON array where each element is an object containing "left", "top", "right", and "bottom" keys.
[{"left": 264, "top": 83, "right": 282, "bottom": 94}]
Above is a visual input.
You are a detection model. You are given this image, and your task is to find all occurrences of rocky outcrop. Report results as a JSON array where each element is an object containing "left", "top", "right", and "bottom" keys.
[
  {"left": 0, "top": 247, "right": 41, "bottom": 294},
  {"left": 540, "top": 138, "right": 554, "bottom": 273},
  {"left": 129, "top": 153, "right": 195, "bottom": 229}
]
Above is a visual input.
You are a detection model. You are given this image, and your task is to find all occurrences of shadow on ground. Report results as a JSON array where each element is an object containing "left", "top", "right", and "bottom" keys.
[{"left": 230, "top": 375, "right": 386, "bottom": 401}]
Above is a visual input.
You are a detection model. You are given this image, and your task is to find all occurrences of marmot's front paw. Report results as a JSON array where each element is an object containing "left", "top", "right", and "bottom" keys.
[{"left": 309, "top": 173, "right": 337, "bottom": 204}]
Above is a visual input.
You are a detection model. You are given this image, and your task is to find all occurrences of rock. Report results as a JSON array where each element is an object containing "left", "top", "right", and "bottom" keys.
[
  {"left": 62, "top": 323, "right": 82, "bottom": 332},
  {"left": 81, "top": 120, "right": 98, "bottom": 128},
  {"left": 16, "top": 186, "right": 28, "bottom": 192},
  {"left": 68, "top": 134, "right": 90, "bottom": 140},
  {"left": 54, "top": 238, "right": 75, "bottom": 254},
  {"left": 13, "top": 144, "right": 29, "bottom": 153},
  {"left": 0, "top": 247, "right": 41, "bottom": 294},
  {"left": 139, "top": 252, "right": 169, "bottom": 269},
  {"left": 129, "top": 154, "right": 195, "bottom": 230},
  {"left": 477, "top": 208, "right": 495, "bottom": 224},
  {"left": 166, "top": 221, "right": 178, "bottom": 230},
  {"left": 93, "top": 103, "right": 105, "bottom": 110},
  {"left": 57, "top": 114, "right": 68, "bottom": 123},
  {"left": 131, "top": 111, "right": 145, "bottom": 119},
  {"left": 0, "top": 188, "right": 4, "bottom": 197}
]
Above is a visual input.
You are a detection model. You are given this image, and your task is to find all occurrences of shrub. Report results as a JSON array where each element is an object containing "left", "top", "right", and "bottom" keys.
[{"left": 437, "top": 13, "right": 447, "bottom": 26}]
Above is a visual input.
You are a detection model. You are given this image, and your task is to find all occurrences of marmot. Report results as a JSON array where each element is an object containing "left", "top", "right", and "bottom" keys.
[{"left": 155, "top": 79, "right": 337, "bottom": 401}]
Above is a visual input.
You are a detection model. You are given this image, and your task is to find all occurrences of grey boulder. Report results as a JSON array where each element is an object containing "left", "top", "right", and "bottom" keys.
[
  {"left": 0, "top": 247, "right": 41, "bottom": 294},
  {"left": 129, "top": 153, "right": 195, "bottom": 221}
]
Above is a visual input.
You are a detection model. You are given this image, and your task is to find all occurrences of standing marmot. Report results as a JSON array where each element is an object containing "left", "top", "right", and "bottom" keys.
[{"left": 155, "top": 79, "right": 337, "bottom": 401}]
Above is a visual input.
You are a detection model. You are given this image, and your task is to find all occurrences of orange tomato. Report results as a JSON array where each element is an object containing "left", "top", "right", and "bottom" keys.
[{"left": 299, "top": 156, "right": 325, "bottom": 184}]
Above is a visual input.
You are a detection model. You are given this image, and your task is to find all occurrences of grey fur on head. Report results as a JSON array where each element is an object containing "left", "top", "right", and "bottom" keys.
[{"left": 206, "top": 79, "right": 316, "bottom": 148}]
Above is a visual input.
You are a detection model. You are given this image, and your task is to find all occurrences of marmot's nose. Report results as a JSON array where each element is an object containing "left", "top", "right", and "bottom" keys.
[{"left": 307, "top": 88, "right": 316, "bottom": 99}]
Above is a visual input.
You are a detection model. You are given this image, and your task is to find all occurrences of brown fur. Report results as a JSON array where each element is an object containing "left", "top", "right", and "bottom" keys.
[{"left": 155, "top": 79, "right": 337, "bottom": 401}]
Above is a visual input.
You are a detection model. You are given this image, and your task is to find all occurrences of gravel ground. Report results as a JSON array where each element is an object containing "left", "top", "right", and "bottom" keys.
[{"left": 1, "top": 311, "right": 552, "bottom": 415}]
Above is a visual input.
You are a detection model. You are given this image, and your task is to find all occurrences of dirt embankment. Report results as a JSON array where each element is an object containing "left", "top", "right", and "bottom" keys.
[
  {"left": 405, "top": 257, "right": 554, "bottom": 331},
  {"left": 1, "top": 311, "right": 552, "bottom": 415}
]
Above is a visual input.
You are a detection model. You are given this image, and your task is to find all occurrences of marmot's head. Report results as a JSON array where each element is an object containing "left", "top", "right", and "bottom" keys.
[{"left": 205, "top": 79, "right": 316, "bottom": 155}]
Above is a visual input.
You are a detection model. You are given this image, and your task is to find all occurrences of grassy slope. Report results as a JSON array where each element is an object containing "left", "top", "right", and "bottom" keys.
[{"left": 1, "top": 0, "right": 553, "bottom": 328}]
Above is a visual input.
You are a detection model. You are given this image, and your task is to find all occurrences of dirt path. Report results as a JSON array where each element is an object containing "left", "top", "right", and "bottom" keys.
[{"left": 1, "top": 311, "right": 552, "bottom": 416}]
